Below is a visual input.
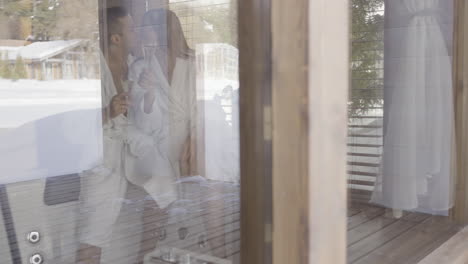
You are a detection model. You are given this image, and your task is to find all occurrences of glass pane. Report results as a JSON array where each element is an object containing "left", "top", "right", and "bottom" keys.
[
  {"left": 347, "top": 1, "right": 459, "bottom": 263},
  {"left": 0, "top": 0, "right": 239, "bottom": 263}
]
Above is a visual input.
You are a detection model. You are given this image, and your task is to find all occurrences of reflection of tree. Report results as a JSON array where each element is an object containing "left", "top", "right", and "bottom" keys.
[
  {"left": 350, "top": 0, "right": 384, "bottom": 115},
  {"left": 0, "top": 54, "right": 27, "bottom": 80},
  {"left": 54, "top": 0, "right": 98, "bottom": 40},
  {"left": 170, "top": 0, "right": 237, "bottom": 48},
  {"left": 0, "top": 53, "right": 12, "bottom": 78},
  {"left": 12, "top": 55, "right": 27, "bottom": 79},
  {"left": 1, "top": 0, "right": 60, "bottom": 40},
  {"left": 0, "top": 0, "right": 98, "bottom": 41},
  {"left": 198, "top": 1, "right": 237, "bottom": 47},
  {"left": 32, "top": 0, "right": 60, "bottom": 40}
]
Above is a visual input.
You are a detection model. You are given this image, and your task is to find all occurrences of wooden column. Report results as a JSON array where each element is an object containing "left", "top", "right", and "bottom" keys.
[
  {"left": 453, "top": 0, "right": 468, "bottom": 225},
  {"left": 270, "top": 0, "right": 309, "bottom": 262},
  {"left": 240, "top": 0, "right": 349, "bottom": 262},
  {"left": 271, "top": 0, "right": 349, "bottom": 263},
  {"left": 239, "top": 0, "right": 272, "bottom": 262},
  {"left": 307, "top": 0, "right": 349, "bottom": 263}
]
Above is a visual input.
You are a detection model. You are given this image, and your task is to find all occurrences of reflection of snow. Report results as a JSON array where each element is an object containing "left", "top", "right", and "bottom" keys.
[
  {"left": 199, "top": 98, "right": 239, "bottom": 183},
  {"left": 196, "top": 43, "right": 239, "bottom": 100},
  {"left": 197, "top": 79, "right": 238, "bottom": 100},
  {"left": 0, "top": 79, "right": 102, "bottom": 184},
  {"left": 0, "top": 107, "right": 103, "bottom": 185},
  {"left": 0, "top": 79, "right": 101, "bottom": 129}
]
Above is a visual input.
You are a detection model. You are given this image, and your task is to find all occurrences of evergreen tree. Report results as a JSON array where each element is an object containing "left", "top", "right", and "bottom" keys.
[
  {"left": 350, "top": 0, "right": 385, "bottom": 115},
  {"left": 1, "top": 0, "right": 60, "bottom": 40},
  {"left": 11, "top": 55, "right": 27, "bottom": 80},
  {"left": 0, "top": 52, "right": 5, "bottom": 78},
  {"left": 32, "top": 0, "right": 59, "bottom": 40},
  {"left": 0, "top": 52, "right": 12, "bottom": 79}
]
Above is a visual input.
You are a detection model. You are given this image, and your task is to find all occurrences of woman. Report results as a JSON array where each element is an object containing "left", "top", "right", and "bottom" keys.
[
  {"left": 121, "top": 8, "right": 201, "bottom": 260},
  {"left": 125, "top": 8, "right": 197, "bottom": 207}
]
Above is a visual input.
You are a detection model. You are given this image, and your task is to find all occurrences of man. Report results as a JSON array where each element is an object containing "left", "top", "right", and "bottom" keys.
[{"left": 76, "top": 6, "right": 148, "bottom": 264}]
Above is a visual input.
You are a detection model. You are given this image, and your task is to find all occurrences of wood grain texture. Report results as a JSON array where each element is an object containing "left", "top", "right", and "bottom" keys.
[
  {"left": 347, "top": 205, "right": 459, "bottom": 264},
  {"left": 453, "top": 0, "right": 468, "bottom": 226},
  {"left": 270, "top": 0, "right": 309, "bottom": 262},
  {"left": 308, "top": 0, "right": 350, "bottom": 263},
  {"left": 241, "top": 0, "right": 349, "bottom": 262},
  {"left": 347, "top": 206, "right": 385, "bottom": 230},
  {"left": 238, "top": 0, "right": 272, "bottom": 262},
  {"left": 348, "top": 219, "right": 417, "bottom": 263},
  {"left": 352, "top": 217, "right": 458, "bottom": 264},
  {"left": 418, "top": 226, "right": 468, "bottom": 264},
  {"left": 347, "top": 215, "right": 396, "bottom": 245}
]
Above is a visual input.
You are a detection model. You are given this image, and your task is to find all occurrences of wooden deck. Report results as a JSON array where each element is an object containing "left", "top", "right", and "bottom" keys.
[
  {"left": 78, "top": 182, "right": 461, "bottom": 264},
  {"left": 139, "top": 189, "right": 459, "bottom": 264},
  {"left": 75, "top": 180, "right": 241, "bottom": 264},
  {"left": 132, "top": 180, "right": 241, "bottom": 263},
  {"left": 419, "top": 226, "right": 468, "bottom": 264},
  {"left": 347, "top": 204, "right": 461, "bottom": 264}
]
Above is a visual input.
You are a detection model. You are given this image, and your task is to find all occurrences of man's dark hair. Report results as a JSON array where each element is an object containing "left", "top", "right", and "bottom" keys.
[{"left": 106, "top": 7, "right": 128, "bottom": 42}]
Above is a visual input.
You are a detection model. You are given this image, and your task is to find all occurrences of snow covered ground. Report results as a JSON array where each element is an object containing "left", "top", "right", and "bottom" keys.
[
  {"left": 0, "top": 79, "right": 103, "bottom": 184},
  {"left": 0, "top": 78, "right": 240, "bottom": 184},
  {"left": 0, "top": 79, "right": 101, "bottom": 129}
]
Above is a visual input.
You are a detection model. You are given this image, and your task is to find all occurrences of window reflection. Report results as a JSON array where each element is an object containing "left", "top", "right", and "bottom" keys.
[
  {"left": 0, "top": 0, "right": 239, "bottom": 263},
  {"left": 0, "top": 0, "right": 102, "bottom": 184},
  {"left": 347, "top": 1, "right": 458, "bottom": 263}
]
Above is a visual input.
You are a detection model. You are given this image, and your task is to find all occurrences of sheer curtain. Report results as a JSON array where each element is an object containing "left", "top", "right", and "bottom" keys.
[{"left": 371, "top": 0, "right": 455, "bottom": 214}]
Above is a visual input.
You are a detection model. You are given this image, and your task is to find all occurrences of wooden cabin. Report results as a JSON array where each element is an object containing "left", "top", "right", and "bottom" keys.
[{"left": 0, "top": 39, "right": 99, "bottom": 80}]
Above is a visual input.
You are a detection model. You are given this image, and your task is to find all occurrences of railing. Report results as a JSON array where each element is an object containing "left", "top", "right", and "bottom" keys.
[{"left": 347, "top": 1, "right": 384, "bottom": 203}]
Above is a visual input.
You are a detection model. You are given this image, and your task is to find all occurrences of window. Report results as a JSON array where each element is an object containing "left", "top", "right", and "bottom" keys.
[
  {"left": 347, "top": 1, "right": 459, "bottom": 263},
  {"left": 0, "top": 0, "right": 240, "bottom": 263}
]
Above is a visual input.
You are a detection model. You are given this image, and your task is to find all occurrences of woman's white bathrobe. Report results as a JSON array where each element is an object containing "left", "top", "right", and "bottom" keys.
[{"left": 125, "top": 54, "right": 196, "bottom": 207}]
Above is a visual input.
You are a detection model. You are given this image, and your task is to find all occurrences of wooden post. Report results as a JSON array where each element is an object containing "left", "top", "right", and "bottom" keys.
[
  {"left": 239, "top": 0, "right": 272, "bottom": 262},
  {"left": 240, "top": 0, "right": 349, "bottom": 262},
  {"left": 307, "top": 0, "right": 349, "bottom": 262},
  {"left": 270, "top": 0, "right": 310, "bottom": 262},
  {"left": 270, "top": 0, "right": 349, "bottom": 262},
  {"left": 453, "top": 0, "right": 468, "bottom": 225}
]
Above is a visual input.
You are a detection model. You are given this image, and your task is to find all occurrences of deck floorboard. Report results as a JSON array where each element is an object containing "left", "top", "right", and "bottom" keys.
[{"left": 348, "top": 205, "right": 460, "bottom": 264}]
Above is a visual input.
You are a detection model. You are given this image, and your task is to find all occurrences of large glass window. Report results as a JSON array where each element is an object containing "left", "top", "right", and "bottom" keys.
[
  {"left": 347, "top": 1, "right": 459, "bottom": 263},
  {"left": 0, "top": 0, "right": 240, "bottom": 263}
]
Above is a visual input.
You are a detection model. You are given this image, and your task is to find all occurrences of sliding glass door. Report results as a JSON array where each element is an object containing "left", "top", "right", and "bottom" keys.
[
  {"left": 0, "top": 0, "right": 241, "bottom": 263},
  {"left": 347, "top": 1, "right": 462, "bottom": 263}
]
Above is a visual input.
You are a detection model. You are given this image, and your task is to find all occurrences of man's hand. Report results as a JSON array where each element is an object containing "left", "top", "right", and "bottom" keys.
[{"left": 109, "top": 92, "right": 129, "bottom": 119}]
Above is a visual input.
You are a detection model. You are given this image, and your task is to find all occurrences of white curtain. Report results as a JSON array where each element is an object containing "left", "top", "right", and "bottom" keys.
[{"left": 371, "top": 0, "right": 454, "bottom": 214}]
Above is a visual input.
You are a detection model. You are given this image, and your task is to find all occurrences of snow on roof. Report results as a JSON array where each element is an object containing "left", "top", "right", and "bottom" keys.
[{"left": 0, "top": 39, "right": 84, "bottom": 62}]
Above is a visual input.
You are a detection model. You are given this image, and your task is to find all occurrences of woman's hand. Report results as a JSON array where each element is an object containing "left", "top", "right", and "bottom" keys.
[
  {"left": 138, "top": 69, "right": 158, "bottom": 91},
  {"left": 139, "top": 69, "right": 158, "bottom": 113}
]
